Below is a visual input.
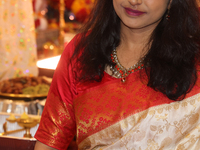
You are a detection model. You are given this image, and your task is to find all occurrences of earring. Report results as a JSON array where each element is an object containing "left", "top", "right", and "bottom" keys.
[{"left": 166, "top": 9, "right": 170, "bottom": 21}]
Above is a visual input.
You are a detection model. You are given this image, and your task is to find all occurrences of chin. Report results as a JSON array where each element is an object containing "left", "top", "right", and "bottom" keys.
[{"left": 122, "top": 21, "right": 144, "bottom": 29}]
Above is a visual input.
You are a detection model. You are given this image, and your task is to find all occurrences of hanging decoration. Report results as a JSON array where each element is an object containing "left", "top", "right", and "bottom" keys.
[{"left": 32, "top": 0, "right": 48, "bottom": 30}]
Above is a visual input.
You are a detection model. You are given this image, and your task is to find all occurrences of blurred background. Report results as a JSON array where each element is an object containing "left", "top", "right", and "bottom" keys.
[{"left": 0, "top": 0, "right": 94, "bottom": 149}]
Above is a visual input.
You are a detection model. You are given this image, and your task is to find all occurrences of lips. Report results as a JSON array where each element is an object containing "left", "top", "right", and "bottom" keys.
[{"left": 124, "top": 8, "right": 145, "bottom": 17}]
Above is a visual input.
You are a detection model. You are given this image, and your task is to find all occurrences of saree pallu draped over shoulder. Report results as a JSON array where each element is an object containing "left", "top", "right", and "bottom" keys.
[
  {"left": 35, "top": 36, "right": 200, "bottom": 150},
  {"left": 74, "top": 70, "right": 200, "bottom": 150}
]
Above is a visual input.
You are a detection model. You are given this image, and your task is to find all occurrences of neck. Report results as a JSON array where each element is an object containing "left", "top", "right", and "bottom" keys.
[
  {"left": 119, "top": 22, "right": 155, "bottom": 52},
  {"left": 116, "top": 22, "right": 155, "bottom": 68}
]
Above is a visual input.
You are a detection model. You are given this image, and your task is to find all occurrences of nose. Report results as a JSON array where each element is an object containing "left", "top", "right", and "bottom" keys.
[{"left": 128, "top": 0, "right": 142, "bottom": 6}]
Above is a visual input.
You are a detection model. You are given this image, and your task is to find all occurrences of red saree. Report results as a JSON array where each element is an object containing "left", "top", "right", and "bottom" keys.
[{"left": 35, "top": 37, "right": 200, "bottom": 150}]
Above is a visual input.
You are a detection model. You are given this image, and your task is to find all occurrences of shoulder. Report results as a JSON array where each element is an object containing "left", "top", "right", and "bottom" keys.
[{"left": 62, "top": 33, "right": 82, "bottom": 59}]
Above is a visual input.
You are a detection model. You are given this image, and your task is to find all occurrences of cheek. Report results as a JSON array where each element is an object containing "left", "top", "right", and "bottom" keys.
[
  {"left": 148, "top": 2, "right": 168, "bottom": 19},
  {"left": 113, "top": 1, "right": 123, "bottom": 18},
  {"left": 113, "top": 0, "right": 120, "bottom": 9}
]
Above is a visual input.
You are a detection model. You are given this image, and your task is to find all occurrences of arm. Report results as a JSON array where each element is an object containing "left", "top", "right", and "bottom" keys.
[
  {"left": 34, "top": 141, "right": 57, "bottom": 150},
  {"left": 34, "top": 36, "right": 78, "bottom": 149}
]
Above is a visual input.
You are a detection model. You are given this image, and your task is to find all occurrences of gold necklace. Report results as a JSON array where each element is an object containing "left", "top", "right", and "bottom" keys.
[{"left": 110, "top": 49, "right": 145, "bottom": 83}]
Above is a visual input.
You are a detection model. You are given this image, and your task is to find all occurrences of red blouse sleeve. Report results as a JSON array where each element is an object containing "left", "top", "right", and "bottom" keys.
[{"left": 34, "top": 37, "right": 78, "bottom": 150}]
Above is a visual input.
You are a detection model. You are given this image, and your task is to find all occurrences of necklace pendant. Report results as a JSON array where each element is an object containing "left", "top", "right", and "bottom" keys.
[
  {"left": 121, "top": 77, "right": 126, "bottom": 83},
  {"left": 110, "top": 49, "right": 145, "bottom": 82}
]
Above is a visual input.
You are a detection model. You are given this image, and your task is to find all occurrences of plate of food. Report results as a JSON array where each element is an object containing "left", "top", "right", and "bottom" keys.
[{"left": 0, "top": 76, "right": 52, "bottom": 100}]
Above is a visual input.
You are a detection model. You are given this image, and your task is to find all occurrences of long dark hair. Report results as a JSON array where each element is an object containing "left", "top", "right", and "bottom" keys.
[{"left": 72, "top": 0, "right": 200, "bottom": 100}]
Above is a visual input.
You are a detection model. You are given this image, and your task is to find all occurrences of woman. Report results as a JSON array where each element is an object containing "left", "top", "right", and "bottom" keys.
[{"left": 34, "top": 0, "right": 200, "bottom": 149}]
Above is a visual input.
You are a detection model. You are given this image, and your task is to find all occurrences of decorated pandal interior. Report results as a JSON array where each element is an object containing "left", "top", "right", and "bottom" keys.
[{"left": 0, "top": 0, "right": 93, "bottom": 149}]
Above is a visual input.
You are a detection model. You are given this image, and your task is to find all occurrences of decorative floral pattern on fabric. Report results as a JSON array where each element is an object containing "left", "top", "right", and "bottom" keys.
[
  {"left": 35, "top": 92, "right": 76, "bottom": 150},
  {"left": 78, "top": 93, "right": 200, "bottom": 150},
  {"left": 74, "top": 70, "right": 200, "bottom": 147},
  {"left": 74, "top": 71, "right": 173, "bottom": 145}
]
